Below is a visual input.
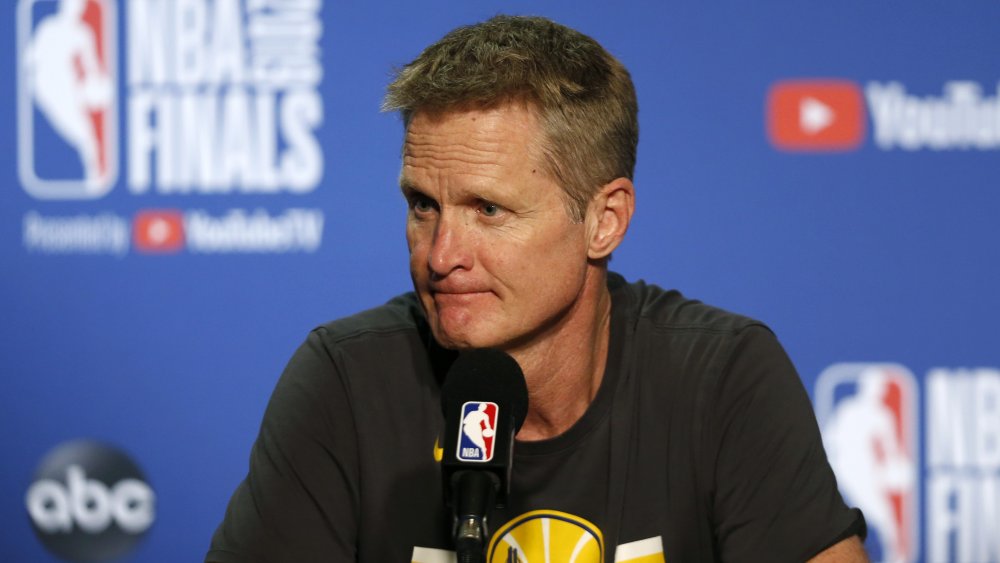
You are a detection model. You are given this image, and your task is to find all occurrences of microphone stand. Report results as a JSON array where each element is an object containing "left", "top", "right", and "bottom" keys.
[
  {"left": 452, "top": 470, "right": 499, "bottom": 563},
  {"left": 440, "top": 349, "right": 528, "bottom": 563}
]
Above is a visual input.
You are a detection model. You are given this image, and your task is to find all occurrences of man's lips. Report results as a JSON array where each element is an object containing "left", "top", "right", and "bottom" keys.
[
  {"left": 433, "top": 290, "right": 490, "bottom": 297},
  {"left": 428, "top": 280, "right": 490, "bottom": 295},
  {"left": 430, "top": 289, "right": 492, "bottom": 304}
]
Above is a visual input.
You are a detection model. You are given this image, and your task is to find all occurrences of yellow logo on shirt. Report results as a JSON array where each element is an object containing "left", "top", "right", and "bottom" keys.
[
  {"left": 487, "top": 510, "right": 604, "bottom": 563},
  {"left": 433, "top": 437, "right": 444, "bottom": 462},
  {"left": 412, "top": 531, "right": 664, "bottom": 563}
]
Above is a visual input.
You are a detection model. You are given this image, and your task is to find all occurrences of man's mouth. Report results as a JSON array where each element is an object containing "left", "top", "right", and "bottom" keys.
[
  {"left": 431, "top": 287, "right": 492, "bottom": 306},
  {"left": 434, "top": 290, "right": 489, "bottom": 299}
]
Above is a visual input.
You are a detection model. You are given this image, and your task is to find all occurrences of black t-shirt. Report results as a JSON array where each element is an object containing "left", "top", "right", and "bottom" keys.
[{"left": 207, "top": 274, "right": 863, "bottom": 562}]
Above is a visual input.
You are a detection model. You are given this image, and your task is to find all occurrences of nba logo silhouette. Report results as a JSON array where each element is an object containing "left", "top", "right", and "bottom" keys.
[
  {"left": 17, "top": 0, "right": 118, "bottom": 199},
  {"left": 456, "top": 402, "right": 498, "bottom": 462},
  {"left": 815, "top": 363, "right": 919, "bottom": 563}
]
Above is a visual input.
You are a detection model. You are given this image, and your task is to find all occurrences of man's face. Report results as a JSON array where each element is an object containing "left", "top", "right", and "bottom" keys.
[{"left": 402, "top": 102, "right": 592, "bottom": 351}]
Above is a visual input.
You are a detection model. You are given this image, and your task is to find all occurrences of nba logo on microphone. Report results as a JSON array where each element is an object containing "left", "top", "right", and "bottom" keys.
[
  {"left": 17, "top": 0, "right": 118, "bottom": 199},
  {"left": 457, "top": 402, "right": 498, "bottom": 462},
  {"left": 815, "top": 363, "right": 919, "bottom": 563}
]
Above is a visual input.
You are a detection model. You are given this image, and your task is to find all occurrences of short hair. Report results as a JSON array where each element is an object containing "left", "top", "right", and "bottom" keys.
[{"left": 383, "top": 15, "right": 638, "bottom": 221}]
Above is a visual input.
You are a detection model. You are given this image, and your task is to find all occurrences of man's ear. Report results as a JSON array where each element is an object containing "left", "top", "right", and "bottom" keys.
[{"left": 586, "top": 177, "right": 635, "bottom": 260}]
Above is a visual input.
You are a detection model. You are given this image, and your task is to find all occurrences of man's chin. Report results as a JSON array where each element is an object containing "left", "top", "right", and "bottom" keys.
[
  {"left": 431, "top": 331, "right": 481, "bottom": 351},
  {"left": 430, "top": 322, "right": 496, "bottom": 351}
]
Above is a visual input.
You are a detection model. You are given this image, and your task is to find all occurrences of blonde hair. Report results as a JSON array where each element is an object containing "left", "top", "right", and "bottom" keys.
[{"left": 383, "top": 15, "right": 638, "bottom": 221}]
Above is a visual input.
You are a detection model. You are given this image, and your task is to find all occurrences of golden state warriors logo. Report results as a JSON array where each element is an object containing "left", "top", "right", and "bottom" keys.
[{"left": 487, "top": 510, "right": 604, "bottom": 563}]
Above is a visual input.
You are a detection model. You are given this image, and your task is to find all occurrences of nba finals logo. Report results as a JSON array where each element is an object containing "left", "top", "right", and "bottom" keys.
[
  {"left": 457, "top": 401, "right": 497, "bottom": 462},
  {"left": 815, "top": 363, "right": 919, "bottom": 563},
  {"left": 17, "top": 0, "right": 118, "bottom": 199}
]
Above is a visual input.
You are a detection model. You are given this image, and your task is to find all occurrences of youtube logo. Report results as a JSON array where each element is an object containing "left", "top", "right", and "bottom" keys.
[
  {"left": 133, "top": 210, "right": 185, "bottom": 253},
  {"left": 767, "top": 79, "right": 866, "bottom": 151}
]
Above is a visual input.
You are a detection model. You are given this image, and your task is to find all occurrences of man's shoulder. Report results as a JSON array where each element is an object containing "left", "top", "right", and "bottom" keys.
[
  {"left": 613, "top": 274, "right": 765, "bottom": 337},
  {"left": 312, "top": 291, "right": 428, "bottom": 346},
  {"left": 293, "top": 291, "right": 449, "bottom": 384}
]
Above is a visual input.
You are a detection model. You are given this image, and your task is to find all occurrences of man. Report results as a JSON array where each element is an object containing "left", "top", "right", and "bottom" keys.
[{"left": 208, "top": 16, "right": 866, "bottom": 562}]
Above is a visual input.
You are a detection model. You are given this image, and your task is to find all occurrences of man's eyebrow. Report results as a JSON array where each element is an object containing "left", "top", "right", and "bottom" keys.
[{"left": 398, "top": 177, "right": 421, "bottom": 195}]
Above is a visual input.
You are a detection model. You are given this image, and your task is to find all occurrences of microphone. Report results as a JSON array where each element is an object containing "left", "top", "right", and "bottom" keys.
[{"left": 440, "top": 349, "right": 529, "bottom": 563}]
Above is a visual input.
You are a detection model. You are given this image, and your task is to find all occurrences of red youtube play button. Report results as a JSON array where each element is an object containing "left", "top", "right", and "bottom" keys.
[
  {"left": 133, "top": 210, "right": 185, "bottom": 253},
  {"left": 767, "top": 79, "right": 866, "bottom": 151}
]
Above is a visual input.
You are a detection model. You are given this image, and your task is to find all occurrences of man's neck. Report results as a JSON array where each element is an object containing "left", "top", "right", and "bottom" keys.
[{"left": 508, "top": 268, "right": 612, "bottom": 441}]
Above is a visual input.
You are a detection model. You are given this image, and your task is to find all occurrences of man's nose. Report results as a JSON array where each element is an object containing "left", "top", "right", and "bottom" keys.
[{"left": 428, "top": 212, "right": 474, "bottom": 277}]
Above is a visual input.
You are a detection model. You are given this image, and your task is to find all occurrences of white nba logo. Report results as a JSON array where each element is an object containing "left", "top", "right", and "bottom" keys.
[
  {"left": 815, "top": 363, "right": 919, "bottom": 563},
  {"left": 16, "top": 0, "right": 117, "bottom": 199}
]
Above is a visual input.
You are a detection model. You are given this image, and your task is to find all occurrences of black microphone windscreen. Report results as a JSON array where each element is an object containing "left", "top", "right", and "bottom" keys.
[{"left": 441, "top": 349, "right": 529, "bottom": 433}]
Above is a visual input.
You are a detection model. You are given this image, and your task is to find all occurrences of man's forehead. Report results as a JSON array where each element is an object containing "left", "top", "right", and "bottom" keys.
[
  {"left": 401, "top": 106, "right": 546, "bottom": 178},
  {"left": 406, "top": 104, "right": 537, "bottom": 138},
  {"left": 403, "top": 97, "right": 548, "bottom": 150},
  {"left": 406, "top": 95, "right": 541, "bottom": 124}
]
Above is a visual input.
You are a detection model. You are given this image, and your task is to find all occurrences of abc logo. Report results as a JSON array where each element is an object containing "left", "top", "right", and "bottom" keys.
[{"left": 25, "top": 440, "right": 155, "bottom": 561}]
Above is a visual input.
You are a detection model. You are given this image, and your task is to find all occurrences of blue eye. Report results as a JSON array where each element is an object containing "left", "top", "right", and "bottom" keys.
[
  {"left": 481, "top": 203, "right": 500, "bottom": 217},
  {"left": 412, "top": 196, "right": 435, "bottom": 213}
]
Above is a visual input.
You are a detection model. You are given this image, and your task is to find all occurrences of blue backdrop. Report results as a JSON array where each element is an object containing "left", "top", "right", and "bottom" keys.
[{"left": 3, "top": 1, "right": 998, "bottom": 561}]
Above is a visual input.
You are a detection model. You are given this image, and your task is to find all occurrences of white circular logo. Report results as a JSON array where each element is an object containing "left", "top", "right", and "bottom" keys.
[{"left": 25, "top": 440, "right": 156, "bottom": 561}]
